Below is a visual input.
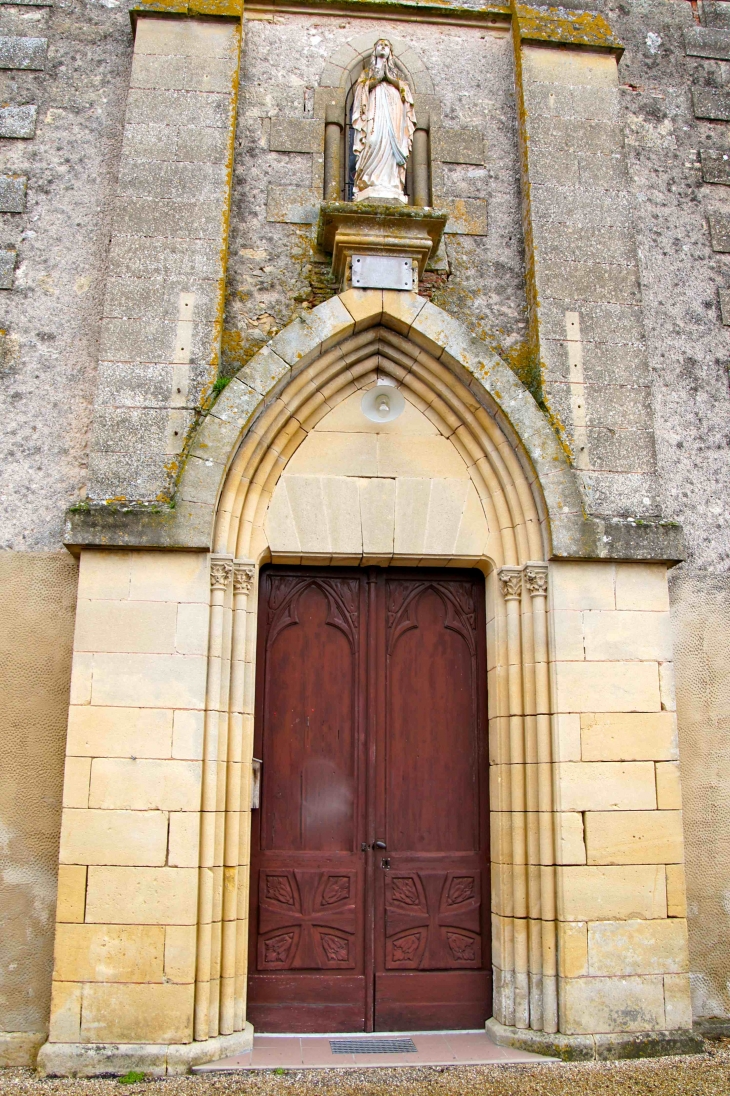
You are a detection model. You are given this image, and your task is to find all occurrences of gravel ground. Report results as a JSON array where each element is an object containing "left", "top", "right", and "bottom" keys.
[{"left": 1, "top": 1041, "right": 730, "bottom": 1096}]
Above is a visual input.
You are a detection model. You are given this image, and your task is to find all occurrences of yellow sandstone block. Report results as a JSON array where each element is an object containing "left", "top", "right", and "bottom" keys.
[
  {"left": 60, "top": 808, "right": 168, "bottom": 866},
  {"left": 581, "top": 712, "right": 678, "bottom": 761},
  {"left": 62, "top": 757, "right": 91, "bottom": 808},
  {"left": 85, "top": 867, "right": 199, "bottom": 925},
  {"left": 555, "top": 761, "right": 656, "bottom": 812},
  {"left": 664, "top": 973, "right": 693, "bottom": 1029},
  {"left": 559, "top": 975, "right": 664, "bottom": 1035},
  {"left": 656, "top": 761, "right": 682, "bottom": 809},
  {"left": 587, "top": 919, "right": 689, "bottom": 976},
  {"left": 90, "top": 652, "right": 208, "bottom": 709},
  {"left": 558, "top": 921, "right": 588, "bottom": 977},
  {"left": 80, "top": 982, "right": 195, "bottom": 1044},
  {"left": 74, "top": 599, "right": 178, "bottom": 654},
  {"left": 172, "top": 709, "right": 205, "bottom": 760},
  {"left": 554, "top": 812, "right": 587, "bottom": 864},
  {"left": 557, "top": 865, "right": 667, "bottom": 921},
  {"left": 53, "top": 924, "right": 165, "bottom": 982},
  {"left": 66, "top": 705, "right": 174, "bottom": 759},
  {"left": 339, "top": 287, "right": 383, "bottom": 331},
  {"left": 582, "top": 610, "right": 672, "bottom": 662},
  {"left": 550, "top": 561, "right": 614, "bottom": 611},
  {"left": 48, "top": 981, "right": 82, "bottom": 1042},
  {"left": 77, "top": 550, "right": 131, "bottom": 602},
  {"left": 89, "top": 757, "right": 201, "bottom": 811},
  {"left": 522, "top": 43, "right": 618, "bottom": 88},
  {"left": 165, "top": 925, "right": 197, "bottom": 983},
  {"left": 553, "top": 661, "right": 660, "bottom": 714},
  {"left": 128, "top": 550, "right": 209, "bottom": 604},
  {"left": 615, "top": 564, "right": 669, "bottom": 612},
  {"left": 167, "top": 811, "right": 200, "bottom": 867},
  {"left": 69, "top": 652, "right": 93, "bottom": 705},
  {"left": 56, "top": 865, "right": 87, "bottom": 923},
  {"left": 584, "top": 810, "right": 684, "bottom": 865},
  {"left": 666, "top": 864, "right": 688, "bottom": 918},
  {"left": 175, "top": 602, "right": 209, "bottom": 656}
]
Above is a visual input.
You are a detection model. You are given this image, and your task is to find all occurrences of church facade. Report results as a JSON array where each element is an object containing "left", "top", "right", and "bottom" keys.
[{"left": 1, "top": 0, "right": 729, "bottom": 1075}]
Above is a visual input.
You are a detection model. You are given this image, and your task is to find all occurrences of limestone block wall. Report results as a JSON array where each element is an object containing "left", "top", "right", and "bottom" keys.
[
  {"left": 87, "top": 15, "right": 241, "bottom": 502},
  {"left": 516, "top": 43, "right": 658, "bottom": 520},
  {"left": 545, "top": 561, "right": 691, "bottom": 1040},
  {"left": 47, "top": 550, "right": 210, "bottom": 1049}
]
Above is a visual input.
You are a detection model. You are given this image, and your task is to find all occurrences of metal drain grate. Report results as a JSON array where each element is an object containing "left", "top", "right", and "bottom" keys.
[{"left": 330, "top": 1038, "right": 418, "bottom": 1055}]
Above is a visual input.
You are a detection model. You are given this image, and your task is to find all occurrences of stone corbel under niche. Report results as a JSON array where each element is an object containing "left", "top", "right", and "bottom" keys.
[{"left": 316, "top": 201, "right": 448, "bottom": 289}]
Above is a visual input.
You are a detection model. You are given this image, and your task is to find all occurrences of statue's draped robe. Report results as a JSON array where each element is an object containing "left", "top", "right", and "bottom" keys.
[{"left": 352, "top": 74, "right": 415, "bottom": 200}]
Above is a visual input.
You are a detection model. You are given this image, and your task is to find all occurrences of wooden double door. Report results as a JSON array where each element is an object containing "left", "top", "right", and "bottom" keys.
[{"left": 248, "top": 567, "right": 491, "bottom": 1032}]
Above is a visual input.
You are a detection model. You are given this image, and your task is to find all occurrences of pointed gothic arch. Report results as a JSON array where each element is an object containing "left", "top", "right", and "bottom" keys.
[{"left": 183, "top": 292, "right": 573, "bottom": 1043}]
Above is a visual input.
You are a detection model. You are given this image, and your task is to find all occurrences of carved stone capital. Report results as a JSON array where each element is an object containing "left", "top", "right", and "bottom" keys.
[
  {"left": 210, "top": 557, "right": 233, "bottom": 592},
  {"left": 498, "top": 566, "right": 523, "bottom": 601},
  {"left": 524, "top": 562, "right": 548, "bottom": 598},
  {"left": 233, "top": 561, "right": 255, "bottom": 597}
]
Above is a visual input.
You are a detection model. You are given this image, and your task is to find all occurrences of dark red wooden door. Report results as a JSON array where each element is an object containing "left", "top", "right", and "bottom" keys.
[{"left": 248, "top": 567, "right": 490, "bottom": 1032}]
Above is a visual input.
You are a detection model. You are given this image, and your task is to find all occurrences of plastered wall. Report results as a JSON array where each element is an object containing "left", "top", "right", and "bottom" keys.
[{"left": 0, "top": 551, "right": 78, "bottom": 1064}]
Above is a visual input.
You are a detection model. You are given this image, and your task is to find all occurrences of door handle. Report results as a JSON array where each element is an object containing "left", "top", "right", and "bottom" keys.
[{"left": 374, "top": 840, "right": 387, "bottom": 850}]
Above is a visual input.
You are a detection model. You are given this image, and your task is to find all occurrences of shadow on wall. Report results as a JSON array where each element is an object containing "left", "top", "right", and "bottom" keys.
[
  {"left": 670, "top": 567, "right": 730, "bottom": 1031},
  {"left": 0, "top": 551, "right": 79, "bottom": 1065}
]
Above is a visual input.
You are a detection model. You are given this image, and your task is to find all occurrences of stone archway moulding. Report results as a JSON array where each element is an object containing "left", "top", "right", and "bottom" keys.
[{"left": 182, "top": 289, "right": 567, "bottom": 1045}]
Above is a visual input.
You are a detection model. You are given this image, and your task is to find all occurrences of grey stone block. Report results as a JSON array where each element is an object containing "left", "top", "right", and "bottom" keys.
[
  {"left": 700, "top": 149, "right": 730, "bottom": 184},
  {"left": 87, "top": 452, "right": 170, "bottom": 502},
  {"left": 532, "top": 222, "right": 636, "bottom": 265},
  {"left": 117, "top": 160, "right": 228, "bottom": 203},
  {"left": 708, "top": 211, "right": 730, "bottom": 251},
  {"left": 579, "top": 470, "right": 662, "bottom": 518},
  {"left": 0, "top": 36, "right": 47, "bottom": 70},
  {"left": 131, "top": 54, "right": 236, "bottom": 95},
  {"left": 701, "top": 1, "right": 730, "bottom": 29},
  {"left": 96, "top": 362, "right": 182, "bottom": 409},
  {"left": 541, "top": 338, "right": 651, "bottom": 385},
  {"left": 539, "top": 299, "right": 646, "bottom": 344},
  {"left": 175, "top": 125, "right": 230, "bottom": 165},
  {"left": 0, "top": 174, "right": 27, "bottom": 212},
  {"left": 104, "top": 278, "right": 221, "bottom": 323},
  {"left": 684, "top": 26, "right": 730, "bottom": 59},
  {"left": 439, "top": 197, "right": 487, "bottom": 235},
  {"left": 441, "top": 164, "right": 488, "bottom": 199},
  {"left": 91, "top": 407, "right": 169, "bottom": 456},
  {"left": 270, "top": 117, "right": 323, "bottom": 154},
  {"left": 1, "top": 0, "right": 53, "bottom": 6},
  {"left": 122, "top": 124, "right": 179, "bottom": 162},
  {"left": 0, "top": 104, "right": 37, "bottom": 138},
  {"left": 431, "top": 127, "right": 485, "bottom": 165},
  {"left": 112, "top": 198, "right": 222, "bottom": 240},
  {"left": 0, "top": 248, "right": 16, "bottom": 288},
  {"left": 125, "top": 89, "right": 231, "bottom": 130},
  {"left": 529, "top": 116, "right": 624, "bottom": 154},
  {"left": 531, "top": 184, "right": 631, "bottom": 229},
  {"left": 536, "top": 259, "right": 640, "bottom": 306},
  {"left": 528, "top": 147, "right": 580, "bottom": 186},
  {"left": 691, "top": 86, "right": 730, "bottom": 121},
  {"left": 108, "top": 237, "right": 223, "bottom": 280},
  {"left": 266, "top": 185, "right": 320, "bottom": 224},
  {"left": 578, "top": 152, "right": 627, "bottom": 190},
  {"left": 585, "top": 426, "right": 657, "bottom": 473},
  {"left": 99, "top": 317, "right": 218, "bottom": 366},
  {"left": 719, "top": 288, "right": 730, "bottom": 325},
  {"left": 313, "top": 85, "right": 345, "bottom": 120}
]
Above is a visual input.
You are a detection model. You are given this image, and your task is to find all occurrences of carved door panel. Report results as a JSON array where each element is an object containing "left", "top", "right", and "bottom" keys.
[
  {"left": 248, "top": 571, "right": 367, "bottom": 1032},
  {"left": 248, "top": 567, "right": 490, "bottom": 1033},
  {"left": 373, "top": 574, "right": 491, "bottom": 1029}
]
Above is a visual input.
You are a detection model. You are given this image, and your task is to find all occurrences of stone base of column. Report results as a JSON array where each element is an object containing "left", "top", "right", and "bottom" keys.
[
  {"left": 0, "top": 1031, "right": 47, "bottom": 1067},
  {"left": 486, "top": 1018, "right": 704, "bottom": 1061},
  {"left": 36, "top": 1025, "right": 254, "bottom": 1077}
]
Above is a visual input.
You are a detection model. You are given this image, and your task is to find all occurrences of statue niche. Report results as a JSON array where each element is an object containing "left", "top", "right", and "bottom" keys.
[{"left": 351, "top": 39, "right": 416, "bottom": 204}]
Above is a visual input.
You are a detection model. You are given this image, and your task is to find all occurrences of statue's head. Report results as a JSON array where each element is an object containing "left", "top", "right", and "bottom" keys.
[{"left": 373, "top": 39, "right": 392, "bottom": 60}]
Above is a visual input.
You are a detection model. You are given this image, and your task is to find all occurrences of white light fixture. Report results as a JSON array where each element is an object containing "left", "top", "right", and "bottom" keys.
[{"left": 361, "top": 378, "right": 405, "bottom": 423}]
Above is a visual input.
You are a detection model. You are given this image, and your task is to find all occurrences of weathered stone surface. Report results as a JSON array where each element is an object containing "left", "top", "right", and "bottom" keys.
[
  {"left": 0, "top": 103, "right": 36, "bottom": 137},
  {"left": 266, "top": 185, "right": 320, "bottom": 224},
  {"left": 700, "top": 149, "right": 730, "bottom": 185},
  {"left": 684, "top": 26, "right": 730, "bottom": 60},
  {"left": 0, "top": 248, "right": 17, "bottom": 288},
  {"left": 0, "top": 173, "right": 26, "bottom": 212},
  {"left": 692, "top": 86, "right": 730, "bottom": 122},
  {"left": 269, "top": 117, "right": 323, "bottom": 154},
  {"left": 707, "top": 212, "right": 730, "bottom": 252},
  {"left": 0, "top": 35, "right": 46, "bottom": 69},
  {"left": 431, "top": 126, "right": 485, "bottom": 165}
]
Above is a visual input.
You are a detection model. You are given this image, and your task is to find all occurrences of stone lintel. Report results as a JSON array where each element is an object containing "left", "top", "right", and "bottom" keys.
[
  {"left": 317, "top": 201, "right": 448, "bottom": 284},
  {"left": 513, "top": 2, "right": 624, "bottom": 57},
  {"left": 487, "top": 1018, "right": 703, "bottom": 1062}
]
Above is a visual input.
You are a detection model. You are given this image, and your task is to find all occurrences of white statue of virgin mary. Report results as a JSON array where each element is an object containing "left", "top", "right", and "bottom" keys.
[{"left": 351, "top": 39, "right": 416, "bottom": 204}]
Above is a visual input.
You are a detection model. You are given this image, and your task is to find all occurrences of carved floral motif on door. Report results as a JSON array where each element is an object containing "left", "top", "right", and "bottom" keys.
[
  {"left": 258, "top": 869, "right": 358, "bottom": 970},
  {"left": 384, "top": 870, "right": 482, "bottom": 969}
]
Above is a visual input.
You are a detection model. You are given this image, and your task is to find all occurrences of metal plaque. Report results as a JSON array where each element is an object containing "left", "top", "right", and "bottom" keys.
[{"left": 351, "top": 254, "right": 413, "bottom": 291}]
